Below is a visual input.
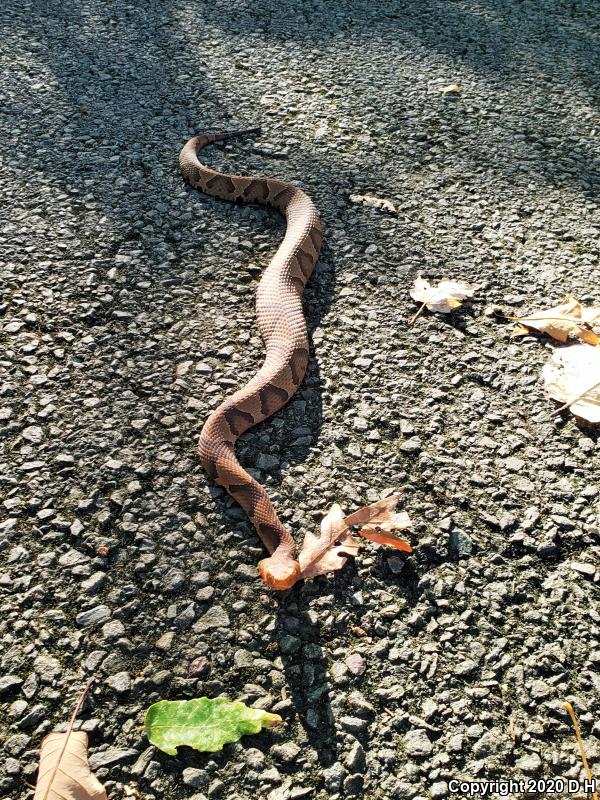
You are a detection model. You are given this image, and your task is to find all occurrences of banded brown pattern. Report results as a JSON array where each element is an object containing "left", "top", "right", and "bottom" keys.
[{"left": 179, "top": 130, "right": 323, "bottom": 590}]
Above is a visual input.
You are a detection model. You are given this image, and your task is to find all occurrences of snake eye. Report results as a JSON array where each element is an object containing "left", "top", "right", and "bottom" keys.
[{"left": 258, "top": 557, "right": 301, "bottom": 590}]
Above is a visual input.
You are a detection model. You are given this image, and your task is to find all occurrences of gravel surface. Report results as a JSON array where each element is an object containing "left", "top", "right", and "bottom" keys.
[{"left": 1, "top": 1, "right": 600, "bottom": 798}]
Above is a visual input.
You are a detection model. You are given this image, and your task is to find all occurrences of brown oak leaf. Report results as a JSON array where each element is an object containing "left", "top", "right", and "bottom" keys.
[
  {"left": 298, "top": 495, "right": 412, "bottom": 581},
  {"left": 299, "top": 503, "right": 361, "bottom": 579}
]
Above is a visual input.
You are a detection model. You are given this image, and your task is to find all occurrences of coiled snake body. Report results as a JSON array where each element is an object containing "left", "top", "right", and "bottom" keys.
[{"left": 179, "top": 130, "right": 323, "bottom": 589}]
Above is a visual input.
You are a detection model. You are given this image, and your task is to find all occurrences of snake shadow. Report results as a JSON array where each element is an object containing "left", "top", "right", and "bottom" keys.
[
  {"left": 275, "top": 594, "right": 339, "bottom": 769},
  {"left": 271, "top": 553, "right": 427, "bottom": 769}
]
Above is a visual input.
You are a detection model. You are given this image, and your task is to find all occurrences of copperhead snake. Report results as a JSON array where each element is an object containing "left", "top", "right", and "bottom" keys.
[{"left": 179, "top": 129, "right": 324, "bottom": 590}]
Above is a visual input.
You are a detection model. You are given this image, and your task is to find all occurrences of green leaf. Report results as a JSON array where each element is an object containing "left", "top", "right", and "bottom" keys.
[{"left": 144, "top": 698, "right": 282, "bottom": 755}]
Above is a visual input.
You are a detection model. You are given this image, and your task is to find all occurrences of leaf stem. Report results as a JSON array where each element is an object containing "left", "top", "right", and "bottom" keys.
[
  {"left": 41, "top": 677, "right": 95, "bottom": 800},
  {"left": 513, "top": 315, "right": 591, "bottom": 324},
  {"left": 563, "top": 701, "right": 598, "bottom": 800},
  {"left": 407, "top": 302, "right": 426, "bottom": 327}
]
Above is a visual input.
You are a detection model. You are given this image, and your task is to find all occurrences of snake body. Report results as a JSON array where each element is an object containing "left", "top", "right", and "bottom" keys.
[{"left": 179, "top": 130, "right": 323, "bottom": 589}]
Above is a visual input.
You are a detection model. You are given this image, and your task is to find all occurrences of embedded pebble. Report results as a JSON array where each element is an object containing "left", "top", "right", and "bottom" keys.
[
  {"left": 75, "top": 605, "right": 111, "bottom": 628},
  {"left": 404, "top": 730, "right": 433, "bottom": 757},
  {"left": 345, "top": 653, "right": 366, "bottom": 676},
  {"left": 193, "top": 605, "right": 230, "bottom": 632}
]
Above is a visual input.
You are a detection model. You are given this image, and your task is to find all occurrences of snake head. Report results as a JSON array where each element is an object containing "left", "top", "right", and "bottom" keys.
[{"left": 258, "top": 555, "right": 302, "bottom": 590}]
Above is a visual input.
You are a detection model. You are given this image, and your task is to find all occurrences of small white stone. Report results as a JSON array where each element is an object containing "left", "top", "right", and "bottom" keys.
[{"left": 22, "top": 425, "right": 44, "bottom": 443}]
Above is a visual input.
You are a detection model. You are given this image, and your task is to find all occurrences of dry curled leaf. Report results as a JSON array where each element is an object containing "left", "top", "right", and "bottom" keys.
[
  {"left": 298, "top": 495, "right": 412, "bottom": 580},
  {"left": 542, "top": 344, "right": 600, "bottom": 423},
  {"left": 513, "top": 296, "right": 600, "bottom": 345},
  {"left": 409, "top": 275, "right": 478, "bottom": 322},
  {"left": 345, "top": 493, "right": 412, "bottom": 551},
  {"left": 34, "top": 732, "right": 107, "bottom": 800},
  {"left": 349, "top": 193, "right": 396, "bottom": 214},
  {"left": 34, "top": 679, "right": 99, "bottom": 800},
  {"left": 299, "top": 503, "right": 361, "bottom": 579},
  {"left": 358, "top": 527, "right": 412, "bottom": 550}
]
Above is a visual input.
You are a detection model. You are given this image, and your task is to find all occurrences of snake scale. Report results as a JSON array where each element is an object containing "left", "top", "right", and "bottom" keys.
[{"left": 179, "top": 129, "right": 324, "bottom": 590}]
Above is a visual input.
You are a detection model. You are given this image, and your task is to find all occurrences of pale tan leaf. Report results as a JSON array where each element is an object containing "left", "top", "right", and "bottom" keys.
[
  {"left": 34, "top": 732, "right": 107, "bottom": 800},
  {"left": 439, "top": 83, "right": 462, "bottom": 94},
  {"left": 298, "top": 530, "right": 360, "bottom": 578},
  {"left": 542, "top": 344, "right": 600, "bottom": 423},
  {"left": 514, "top": 296, "right": 600, "bottom": 345},
  {"left": 409, "top": 275, "right": 478, "bottom": 315},
  {"left": 364, "top": 510, "right": 412, "bottom": 533},
  {"left": 410, "top": 276, "right": 433, "bottom": 303},
  {"left": 580, "top": 305, "right": 600, "bottom": 326},
  {"left": 349, "top": 193, "right": 396, "bottom": 213},
  {"left": 512, "top": 323, "right": 531, "bottom": 338}
]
